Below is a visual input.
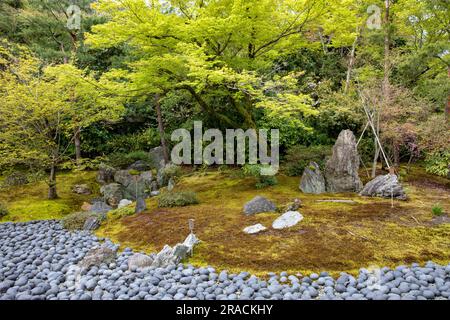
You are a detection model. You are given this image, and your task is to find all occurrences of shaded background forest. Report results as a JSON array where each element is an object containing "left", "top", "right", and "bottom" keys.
[{"left": 0, "top": 0, "right": 449, "bottom": 193}]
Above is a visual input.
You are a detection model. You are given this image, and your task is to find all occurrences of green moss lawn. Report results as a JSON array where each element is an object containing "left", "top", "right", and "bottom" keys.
[{"left": 1, "top": 166, "right": 449, "bottom": 277}]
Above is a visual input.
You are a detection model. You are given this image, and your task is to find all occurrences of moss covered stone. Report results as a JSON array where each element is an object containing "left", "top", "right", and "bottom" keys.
[
  {"left": 62, "top": 212, "right": 104, "bottom": 231},
  {"left": 158, "top": 191, "right": 199, "bottom": 208}
]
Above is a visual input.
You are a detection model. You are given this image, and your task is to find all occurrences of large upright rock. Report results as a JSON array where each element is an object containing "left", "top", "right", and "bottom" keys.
[
  {"left": 114, "top": 170, "right": 153, "bottom": 200},
  {"left": 97, "top": 163, "right": 116, "bottom": 185},
  {"left": 135, "top": 197, "right": 147, "bottom": 214},
  {"left": 149, "top": 146, "right": 167, "bottom": 170},
  {"left": 100, "top": 183, "right": 124, "bottom": 207},
  {"left": 359, "top": 174, "right": 407, "bottom": 200},
  {"left": 299, "top": 162, "right": 326, "bottom": 194},
  {"left": 157, "top": 163, "right": 179, "bottom": 187},
  {"left": 325, "top": 130, "right": 363, "bottom": 192}
]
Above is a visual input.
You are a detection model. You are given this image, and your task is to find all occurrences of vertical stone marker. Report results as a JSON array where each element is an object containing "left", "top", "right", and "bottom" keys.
[
  {"left": 324, "top": 130, "right": 363, "bottom": 192},
  {"left": 299, "top": 161, "right": 326, "bottom": 194}
]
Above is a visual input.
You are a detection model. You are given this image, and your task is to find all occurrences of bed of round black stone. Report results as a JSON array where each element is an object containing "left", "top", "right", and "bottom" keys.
[{"left": 0, "top": 220, "right": 449, "bottom": 300}]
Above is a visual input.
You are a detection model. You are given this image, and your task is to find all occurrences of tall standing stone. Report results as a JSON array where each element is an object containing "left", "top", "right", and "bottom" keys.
[
  {"left": 135, "top": 197, "right": 147, "bottom": 214},
  {"left": 324, "top": 130, "right": 363, "bottom": 192},
  {"left": 299, "top": 161, "right": 326, "bottom": 194},
  {"left": 149, "top": 146, "right": 167, "bottom": 170}
]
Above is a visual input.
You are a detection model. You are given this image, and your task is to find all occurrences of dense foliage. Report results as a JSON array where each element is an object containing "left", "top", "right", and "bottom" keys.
[{"left": 0, "top": 0, "right": 448, "bottom": 198}]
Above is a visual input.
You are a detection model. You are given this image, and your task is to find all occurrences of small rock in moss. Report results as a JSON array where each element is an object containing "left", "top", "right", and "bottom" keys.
[
  {"left": 158, "top": 191, "right": 199, "bottom": 208},
  {"left": 62, "top": 212, "right": 104, "bottom": 230}
]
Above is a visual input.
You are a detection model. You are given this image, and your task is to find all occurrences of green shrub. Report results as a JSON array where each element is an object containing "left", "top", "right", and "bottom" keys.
[
  {"left": 162, "top": 163, "right": 183, "bottom": 178},
  {"left": 257, "top": 114, "right": 315, "bottom": 150},
  {"left": 60, "top": 156, "right": 107, "bottom": 171},
  {"left": 158, "top": 191, "right": 199, "bottom": 208},
  {"left": 106, "top": 151, "right": 151, "bottom": 169},
  {"left": 283, "top": 145, "right": 332, "bottom": 176},
  {"left": 0, "top": 203, "right": 9, "bottom": 218},
  {"left": 242, "top": 164, "right": 278, "bottom": 189},
  {"left": 108, "top": 206, "right": 135, "bottom": 219},
  {"left": 357, "top": 137, "right": 376, "bottom": 165},
  {"left": 2, "top": 172, "right": 29, "bottom": 187},
  {"left": 256, "top": 175, "right": 278, "bottom": 189},
  {"left": 432, "top": 204, "right": 444, "bottom": 217},
  {"left": 105, "top": 128, "right": 161, "bottom": 154},
  {"left": 62, "top": 212, "right": 103, "bottom": 230},
  {"left": 425, "top": 151, "right": 449, "bottom": 178},
  {"left": 157, "top": 163, "right": 183, "bottom": 186}
]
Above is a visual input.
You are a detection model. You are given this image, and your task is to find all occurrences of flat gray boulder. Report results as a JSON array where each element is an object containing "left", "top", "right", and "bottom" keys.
[
  {"left": 299, "top": 162, "right": 326, "bottom": 194},
  {"left": 90, "top": 201, "right": 112, "bottom": 214},
  {"left": 243, "top": 224, "right": 267, "bottom": 234},
  {"left": 325, "top": 130, "right": 363, "bottom": 192},
  {"left": 243, "top": 196, "right": 277, "bottom": 215},
  {"left": 359, "top": 174, "right": 407, "bottom": 200},
  {"left": 78, "top": 245, "right": 117, "bottom": 270},
  {"left": 272, "top": 211, "right": 303, "bottom": 230},
  {"left": 128, "top": 253, "right": 154, "bottom": 270}
]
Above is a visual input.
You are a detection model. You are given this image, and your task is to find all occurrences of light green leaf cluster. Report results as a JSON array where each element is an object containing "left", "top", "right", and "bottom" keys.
[
  {"left": 0, "top": 40, "right": 124, "bottom": 170},
  {"left": 85, "top": 0, "right": 356, "bottom": 123}
]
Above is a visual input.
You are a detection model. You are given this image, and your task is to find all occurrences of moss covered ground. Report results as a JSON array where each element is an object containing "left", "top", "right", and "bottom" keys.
[
  {"left": 0, "top": 171, "right": 98, "bottom": 222},
  {"left": 1, "top": 166, "right": 448, "bottom": 277},
  {"left": 96, "top": 165, "right": 450, "bottom": 277}
]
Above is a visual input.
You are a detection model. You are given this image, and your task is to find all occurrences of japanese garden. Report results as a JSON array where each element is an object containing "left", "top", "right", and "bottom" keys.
[{"left": 0, "top": 0, "right": 449, "bottom": 302}]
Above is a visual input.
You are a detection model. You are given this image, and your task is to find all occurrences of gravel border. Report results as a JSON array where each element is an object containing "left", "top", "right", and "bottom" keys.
[{"left": 0, "top": 220, "right": 449, "bottom": 300}]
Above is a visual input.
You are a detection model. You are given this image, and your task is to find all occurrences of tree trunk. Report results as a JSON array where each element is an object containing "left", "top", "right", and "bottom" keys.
[
  {"left": 393, "top": 142, "right": 400, "bottom": 168},
  {"left": 382, "top": 0, "right": 391, "bottom": 101},
  {"left": 48, "top": 162, "right": 58, "bottom": 199},
  {"left": 74, "top": 126, "right": 82, "bottom": 166},
  {"left": 178, "top": 84, "right": 239, "bottom": 128},
  {"left": 371, "top": 143, "right": 380, "bottom": 177},
  {"left": 446, "top": 66, "right": 450, "bottom": 120},
  {"left": 155, "top": 94, "right": 169, "bottom": 164},
  {"left": 344, "top": 32, "right": 359, "bottom": 94}
]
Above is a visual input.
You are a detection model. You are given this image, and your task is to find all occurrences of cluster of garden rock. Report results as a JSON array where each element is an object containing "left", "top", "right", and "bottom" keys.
[
  {"left": 0, "top": 220, "right": 449, "bottom": 300},
  {"left": 299, "top": 129, "right": 406, "bottom": 200},
  {"left": 243, "top": 196, "right": 303, "bottom": 234},
  {"left": 93, "top": 146, "right": 176, "bottom": 207},
  {"left": 67, "top": 147, "right": 184, "bottom": 231},
  {"left": 97, "top": 164, "right": 158, "bottom": 207}
]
